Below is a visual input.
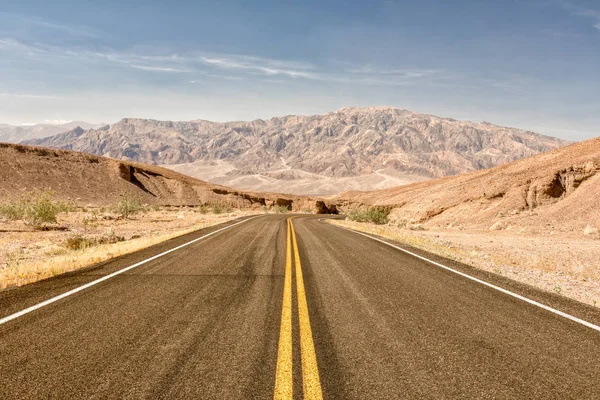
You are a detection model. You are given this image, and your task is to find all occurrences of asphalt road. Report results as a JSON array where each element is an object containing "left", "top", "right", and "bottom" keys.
[{"left": 1, "top": 214, "right": 600, "bottom": 399}]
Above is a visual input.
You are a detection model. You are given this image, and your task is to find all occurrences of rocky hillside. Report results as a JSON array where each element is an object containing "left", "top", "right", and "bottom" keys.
[
  {"left": 0, "top": 121, "right": 102, "bottom": 143},
  {"left": 337, "top": 136, "right": 600, "bottom": 234},
  {"left": 24, "top": 107, "right": 567, "bottom": 195},
  {"left": 0, "top": 143, "right": 332, "bottom": 212}
]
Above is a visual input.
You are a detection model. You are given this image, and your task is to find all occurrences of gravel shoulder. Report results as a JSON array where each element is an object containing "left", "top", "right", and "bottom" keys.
[
  {"left": 328, "top": 219, "right": 600, "bottom": 308},
  {"left": 0, "top": 208, "right": 263, "bottom": 289}
]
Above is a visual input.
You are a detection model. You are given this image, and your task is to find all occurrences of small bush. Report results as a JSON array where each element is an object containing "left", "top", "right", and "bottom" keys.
[
  {"left": 0, "top": 190, "right": 73, "bottom": 227},
  {"left": 0, "top": 203, "right": 23, "bottom": 221},
  {"left": 64, "top": 230, "right": 125, "bottom": 250},
  {"left": 96, "top": 229, "right": 125, "bottom": 245},
  {"left": 273, "top": 205, "right": 290, "bottom": 214},
  {"left": 113, "top": 196, "right": 144, "bottom": 218},
  {"left": 64, "top": 235, "right": 94, "bottom": 250},
  {"left": 3, "top": 250, "right": 23, "bottom": 270},
  {"left": 347, "top": 206, "right": 391, "bottom": 225},
  {"left": 210, "top": 201, "right": 232, "bottom": 214}
]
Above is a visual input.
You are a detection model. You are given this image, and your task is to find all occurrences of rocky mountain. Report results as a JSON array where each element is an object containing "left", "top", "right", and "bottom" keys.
[
  {"left": 0, "top": 121, "right": 104, "bottom": 143},
  {"left": 24, "top": 107, "right": 568, "bottom": 195}
]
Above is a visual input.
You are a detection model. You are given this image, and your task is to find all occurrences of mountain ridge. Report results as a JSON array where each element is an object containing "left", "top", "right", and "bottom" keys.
[
  {"left": 0, "top": 121, "right": 104, "bottom": 143},
  {"left": 23, "top": 107, "right": 568, "bottom": 195}
]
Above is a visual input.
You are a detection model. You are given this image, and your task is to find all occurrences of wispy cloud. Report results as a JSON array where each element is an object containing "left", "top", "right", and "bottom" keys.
[
  {"left": 0, "top": 37, "right": 516, "bottom": 90},
  {"left": 190, "top": 71, "right": 244, "bottom": 82},
  {"left": 576, "top": 9, "right": 600, "bottom": 31},
  {"left": 0, "top": 92, "right": 64, "bottom": 99},
  {"left": 560, "top": 2, "right": 600, "bottom": 32},
  {"left": 0, "top": 12, "right": 101, "bottom": 38},
  {"left": 339, "top": 65, "right": 449, "bottom": 86},
  {"left": 130, "top": 64, "right": 190, "bottom": 73},
  {"left": 347, "top": 65, "right": 441, "bottom": 78},
  {"left": 200, "top": 55, "right": 318, "bottom": 79}
]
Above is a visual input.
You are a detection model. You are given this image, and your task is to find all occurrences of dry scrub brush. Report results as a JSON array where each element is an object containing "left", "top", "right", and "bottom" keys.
[
  {"left": 0, "top": 190, "right": 74, "bottom": 228},
  {"left": 347, "top": 206, "right": 391, "bottom": 225}
]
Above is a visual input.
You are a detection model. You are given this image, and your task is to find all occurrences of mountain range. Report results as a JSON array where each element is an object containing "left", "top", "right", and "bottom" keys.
[
  {"left": 23, "top": 107, "right": 568, "bottom": 195},
  {"left": 0, "top": 121, "right": 104, "bottom": 143}
]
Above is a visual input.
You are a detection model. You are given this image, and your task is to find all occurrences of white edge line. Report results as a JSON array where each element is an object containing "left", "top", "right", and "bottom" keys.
[
  {"left": 323, "top": 219, "right": 600, "bottom": 334},
  {"left": 0, "top": 216, "right": 258, "bottom": 326}
]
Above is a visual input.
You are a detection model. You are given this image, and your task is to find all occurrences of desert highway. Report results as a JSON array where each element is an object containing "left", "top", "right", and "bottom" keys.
[{"left": 1, "top": 215, "right": 600, "bottom": 399}]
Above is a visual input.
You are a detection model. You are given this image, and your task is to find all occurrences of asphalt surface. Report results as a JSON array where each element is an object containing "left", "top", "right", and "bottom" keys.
[{"left": 1, "top": 214, "right": 600, "bottom": 399}]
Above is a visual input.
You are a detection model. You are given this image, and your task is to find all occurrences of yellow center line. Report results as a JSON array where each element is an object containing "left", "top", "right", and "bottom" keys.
[
  {"left": 290, "top": 217, "right": 324, "bottom": 400},
  {"left": 274, "top": 219, "right": 293, "bottom": 400}
]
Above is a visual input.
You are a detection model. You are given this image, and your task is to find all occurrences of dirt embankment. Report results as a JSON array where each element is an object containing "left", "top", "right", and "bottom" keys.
[
  {"left": 0, "top": 143, "right": 339, "bottom": 214},
  {"left": 336, "top": 137, "right": 600, "bottom": 235}
]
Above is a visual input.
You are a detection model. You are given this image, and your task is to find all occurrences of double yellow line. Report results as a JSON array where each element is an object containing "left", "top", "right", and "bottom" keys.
[{"left": 274, "top": 218, "right": 323, "bottom": 400}]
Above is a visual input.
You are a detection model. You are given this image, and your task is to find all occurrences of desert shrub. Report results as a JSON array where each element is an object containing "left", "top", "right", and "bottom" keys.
[
  {"left": 64, "top": 230, "right": 124, "bottom": 250},
  {"left": 273, "top": 205, "right": 290, "bottom": 214},
  {"left": 0, "top": 202, "right": 23, "bottom": 221},
  {"left": 64, "top": 235, "right": 95, "bottom": 250},
  {"left": 112, "top": 196, "right": 144, "bottom": 218},
  {"left": 0, "top": 190, "right": 73, "bottom": 227},
  {"left": 198, "top": 204, "right": 210, "bottom": 214},
  {"left": 347, "top": 206, "right": 391, "bottom": 225},
  {"left": 3, "top": 249, "right": 23, "bottom": 270},
  {"left": 96, "top": 229, "right": 125, "bottom": 244},
  {"left": 211, "top": 201, "right": 232, "bottom": 214}
]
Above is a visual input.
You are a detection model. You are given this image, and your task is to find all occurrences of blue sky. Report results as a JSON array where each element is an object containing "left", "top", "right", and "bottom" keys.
[{"left": 0, "top": 0, "right": 598, "bottom": 140}]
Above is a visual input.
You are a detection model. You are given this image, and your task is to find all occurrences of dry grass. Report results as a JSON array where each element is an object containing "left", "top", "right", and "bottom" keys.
[
  {"left": 0, "top": 208, "right": 261, "bottom": 289},
  {"left": 328, "top": 219, "right": 600, "bottom": 308}
]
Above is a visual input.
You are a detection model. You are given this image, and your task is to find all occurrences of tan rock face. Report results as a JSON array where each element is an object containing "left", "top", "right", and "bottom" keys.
[
  {"left": 23, "top": 107, "right": 567, "bottom": 195},
  {"left": 336, "top": 137, "right": 600, "bottom": 234}
]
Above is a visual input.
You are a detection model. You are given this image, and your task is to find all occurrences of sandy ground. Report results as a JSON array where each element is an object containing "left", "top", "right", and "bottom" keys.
[
  {"left": 329, "top": 220, "right": 600, "bottom": 308},
  {"left": 0, "top": 208, "right": 264, "bottom": 290},
  {"left": 166, "top": 160, "right": 424, "bottom": 197}
]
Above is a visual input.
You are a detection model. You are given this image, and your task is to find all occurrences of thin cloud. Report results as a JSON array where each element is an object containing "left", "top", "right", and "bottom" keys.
[
  {"left": 0, "top": 37, "right": 491, "bottom": 88},
  {"left": 560, "top": 2, "right": 600, "bottom": 32},
  {"left": 0, "top": 13, "right": 101, "bottom": 38},
  {"left": 348, "top": 65, "right": 442, "bottom": 78},
  {"left": 575, "top": 9, "right": 600, "bottom": 31},
  {"left": 191, "top": 71, "right": 244, "bottom": 81},
  {"left": 200, "top": 55, "right": 318, "bottom": 79},
  {"left": 0, "top": 92, "right": 64, "bottom": 99},
  {"left": 130, "top": 64, "right": 190, "bottom": 73}
]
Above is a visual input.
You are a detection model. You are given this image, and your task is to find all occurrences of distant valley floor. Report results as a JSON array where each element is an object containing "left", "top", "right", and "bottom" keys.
[{"left": 164, "top": 160, "right": 426, "bottom": 196}]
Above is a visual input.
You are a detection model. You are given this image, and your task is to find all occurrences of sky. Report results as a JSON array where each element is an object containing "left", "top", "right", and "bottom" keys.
[{"left": 0, "top": 0, "right": 599, "bottom": 141}]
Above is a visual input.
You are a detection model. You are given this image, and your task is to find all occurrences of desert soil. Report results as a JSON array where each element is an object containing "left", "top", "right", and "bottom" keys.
[
  {"left": 329, "top": 220, "right": 600, "bottom": 308},
  {"left": 0, "top": 208, "right": 262, "bottom": 290}
]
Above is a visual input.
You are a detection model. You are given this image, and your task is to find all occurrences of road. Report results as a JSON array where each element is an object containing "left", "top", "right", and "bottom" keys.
[{"left": 1, "top": 214, "right": 600, "bottom": 399}]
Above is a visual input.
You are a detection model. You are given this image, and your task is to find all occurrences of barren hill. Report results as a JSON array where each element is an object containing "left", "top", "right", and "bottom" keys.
[
  {"left": 337, "top": 136, "right": 600, "bottom": 233},
  {"left": 0, "top": 143, "right": 321, "bottom": 211},
  {"left": 23, "top": 107, "right": 567, "bottom": 196}
]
